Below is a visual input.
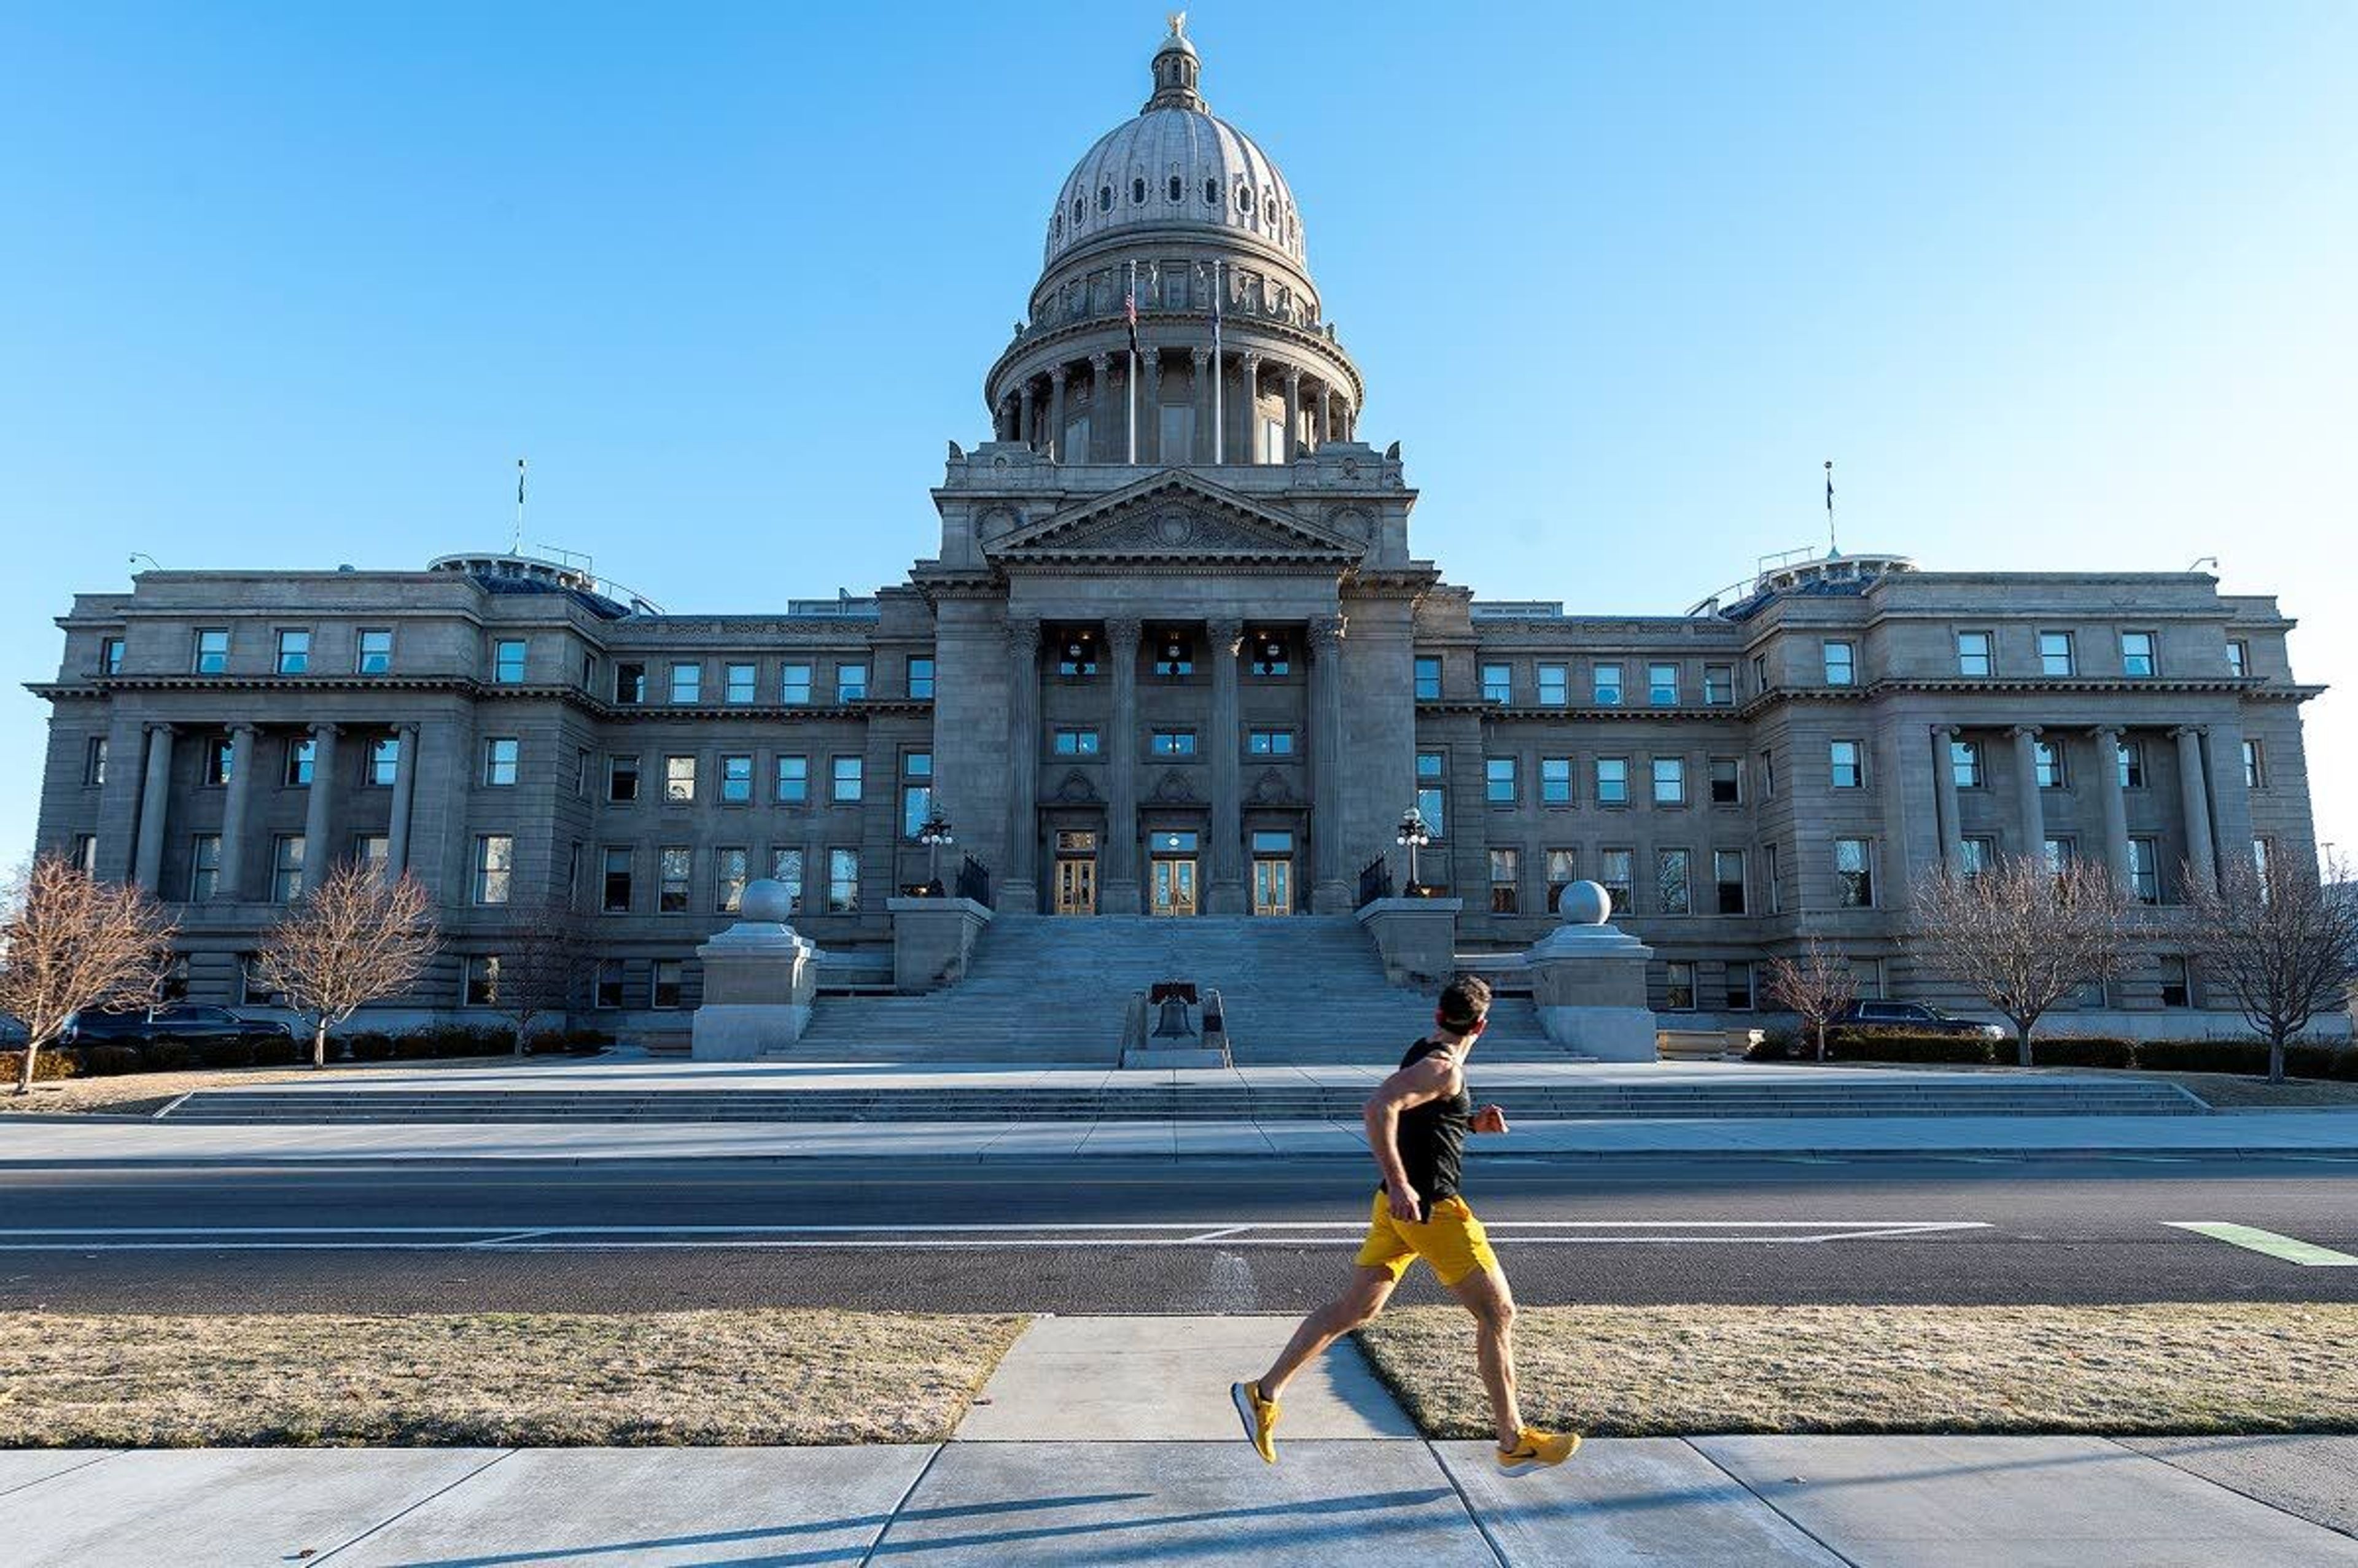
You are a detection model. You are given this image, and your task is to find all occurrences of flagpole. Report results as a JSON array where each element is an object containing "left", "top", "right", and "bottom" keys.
[
  {"left": 1211, "top": 260, "right": 1224, "bottom": 465},
  {"left": 514, "top": 457, "right": 527, "bottom": 555},
  {"left": 1824, "top": 459, "right": 1837, "bottom": 554},
  {"left": 1127, "top": 260, "right": 1138, "bottom": 465}
]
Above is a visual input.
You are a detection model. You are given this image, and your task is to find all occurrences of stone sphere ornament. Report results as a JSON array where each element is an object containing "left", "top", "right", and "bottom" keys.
[
  {"left": 1557, "top": 879, "right": 1612, "bottom": 926},
  {"left": 737, "top": 879, "right": 795, "bottom": 925}
]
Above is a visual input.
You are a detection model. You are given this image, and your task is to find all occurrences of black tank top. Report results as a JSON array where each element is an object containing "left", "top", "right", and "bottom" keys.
[{"left": 1379, "top": 1038, "right": 1471, "bottom": 1221}]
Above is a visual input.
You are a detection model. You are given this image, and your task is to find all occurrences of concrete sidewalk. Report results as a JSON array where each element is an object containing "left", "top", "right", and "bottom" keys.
[{"left": 7, "top": 1107, "right": 2358, "bottom": 1166}]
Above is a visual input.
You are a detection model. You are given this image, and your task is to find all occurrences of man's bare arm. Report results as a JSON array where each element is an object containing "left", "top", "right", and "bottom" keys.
[{"left": 1364, "top": 1055, "right": 1458, "bottom": 1220}]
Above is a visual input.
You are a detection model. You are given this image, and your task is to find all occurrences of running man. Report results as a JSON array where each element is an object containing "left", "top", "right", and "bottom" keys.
[{"left": 1232, "top": 974, "right": 1579, "bottom": 1474}]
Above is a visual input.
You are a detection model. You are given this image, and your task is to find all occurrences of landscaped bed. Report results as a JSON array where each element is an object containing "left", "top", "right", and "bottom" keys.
[
  {"left": 0, "top": 1310, "right": 1025, "bottom": 1447},
  {"left": 1356, "top": 1304, "right": 2358, "bottom": 1438}
]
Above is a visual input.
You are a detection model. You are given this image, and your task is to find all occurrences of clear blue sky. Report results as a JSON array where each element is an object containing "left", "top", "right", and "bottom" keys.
[{"left": 1, "top": 1, "right": 2351, "bottom": 861}]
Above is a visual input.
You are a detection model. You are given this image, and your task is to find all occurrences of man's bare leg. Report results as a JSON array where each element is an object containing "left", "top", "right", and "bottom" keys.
[
  {"left": 1447, "top": 1265, "right": 1524, "bottom": 1446},
  {"left": 1257, "top": 1265, "right": 1396, "bottom": 1400}
]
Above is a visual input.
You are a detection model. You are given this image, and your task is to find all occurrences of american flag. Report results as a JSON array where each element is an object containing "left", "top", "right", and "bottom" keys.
[{"left": 1124, "top": 266, "right": 1140, "bottom": 356}]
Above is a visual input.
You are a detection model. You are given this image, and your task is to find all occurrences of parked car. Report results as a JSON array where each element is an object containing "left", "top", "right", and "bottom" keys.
[
  {"left": 1833, "top": 1000, "right": 2006, "bottom": 1041},
  {"left": 0, "top": 1014, "right": 28, "bottom": 1047},
  {"left": 65, "top": 1004, "right": 294, "bottom": 1048}
]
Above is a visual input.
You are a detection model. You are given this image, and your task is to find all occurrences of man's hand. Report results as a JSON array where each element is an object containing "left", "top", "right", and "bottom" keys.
[
  {"left": 1387, "top": 1183, "right": 1423, "bottom": 1224},
  {"left": 1472, "top": 1104, "right": 1509, "bottom": 1135}
]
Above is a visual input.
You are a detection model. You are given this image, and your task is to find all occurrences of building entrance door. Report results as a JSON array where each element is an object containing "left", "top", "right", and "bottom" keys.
[
  {"left": 1151, "top": 858, "right": 1198, "bottom": 917},
  {"left": 1053, "top": 830, "right": 1097, "bottom": 916},
  {"left": 1251, "top": 858, "right": 1292, "bottom": 916}
]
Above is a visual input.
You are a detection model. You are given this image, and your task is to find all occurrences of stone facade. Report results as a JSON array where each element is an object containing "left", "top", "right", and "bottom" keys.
[{"left": 25, "top": 23, "right": 2333, "bottom": 1040}]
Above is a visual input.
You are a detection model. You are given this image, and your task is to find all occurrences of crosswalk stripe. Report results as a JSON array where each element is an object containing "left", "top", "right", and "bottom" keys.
[{"left": 2166, "top": 1222, "right": 2358, "bottom": 1266}]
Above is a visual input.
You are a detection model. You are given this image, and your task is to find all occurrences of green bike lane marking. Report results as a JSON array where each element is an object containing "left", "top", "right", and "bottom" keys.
[{"left": 2166, "top": 1222, "right": 2358, "bottom": 1266}]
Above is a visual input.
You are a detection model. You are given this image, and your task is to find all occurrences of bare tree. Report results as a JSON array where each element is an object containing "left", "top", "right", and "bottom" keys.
[
  {"left": 0, "top": 855, "right": 179, "bottom": 1095},
  {"left": 482, "top": 900, "right": 595, "bottom": 1054},
  {"left": 1912, "top": 855, "right": 2135, "bottom": 1066},
  {"left": 1763, "top": 935, "right": 1859, "bottom": 1062},
  {"left": 2185, "top": 850, "right": 2358, "bottom": 1084},
  {"left": 255, "top": 863, "right": 439, "bottom": 1068}
]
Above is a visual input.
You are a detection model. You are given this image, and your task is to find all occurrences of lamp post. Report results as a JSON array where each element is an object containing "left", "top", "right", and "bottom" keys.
[
  {"left": 917, "top": 803, "right": 955, "bottom": 895},
  {"left": 1395, "top": 804, "right": 1432, "bottom": 895}
]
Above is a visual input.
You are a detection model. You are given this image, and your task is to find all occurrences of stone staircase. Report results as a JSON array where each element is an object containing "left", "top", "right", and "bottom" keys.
[{"left": 787, "top": 913, "right": 1578, "bottom": 1065}]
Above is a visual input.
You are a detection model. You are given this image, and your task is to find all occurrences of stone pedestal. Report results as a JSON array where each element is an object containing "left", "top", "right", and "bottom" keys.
[
  {"left": 1523, "top": 880, "right": 1657, "bottom": 1062},
  {"left": 691, "top": 880, "right": 819, "bottom": 1060},
  {"left": 1355, "top": 896, "right": 1463, "bottom": 988},
  {"left": 889, "top": 895, "right": 994, "bottom": 994}
]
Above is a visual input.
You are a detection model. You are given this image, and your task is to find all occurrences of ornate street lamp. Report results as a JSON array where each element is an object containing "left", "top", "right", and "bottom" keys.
[
  {"left": 917, "top": 803, "right": 955, "bottom": 894},
  {"left": 1395, "top": 804, "right": 1432, "bottom": 895}
]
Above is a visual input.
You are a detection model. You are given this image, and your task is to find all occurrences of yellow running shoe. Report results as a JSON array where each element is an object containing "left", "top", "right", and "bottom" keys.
[
  {"left": 1231, "top": 1380, "right": 1280, "bottom": 1464},
  {"left": 1496, "top": 1426, "right": 1581, "bottom": 1475}
]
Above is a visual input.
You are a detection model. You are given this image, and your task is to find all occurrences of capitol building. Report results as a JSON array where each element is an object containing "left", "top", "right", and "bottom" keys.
[{"left": 31, "top": 22, "right": 2326, "bottom": 1047}]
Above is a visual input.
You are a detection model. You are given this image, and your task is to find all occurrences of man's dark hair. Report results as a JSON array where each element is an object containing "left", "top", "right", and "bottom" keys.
[{"left": 1437, "top": 974, "right": 1493, "bottom": 1033}]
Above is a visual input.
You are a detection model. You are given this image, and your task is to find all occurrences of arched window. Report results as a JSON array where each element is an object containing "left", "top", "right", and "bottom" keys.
[
  {"left": 1098, "top": 185, "right": 1113, "bottom": 213},
  {"left": 1053, "top": 212, "right": 1063, "bottom": 238},
  {"left": 1237, "top": 184, "right": 1254, "bottom": 215},
  {"left": 1073, "top": 196, "right": 1084, "bottom": 224},
  {"left": 1132, "top": 176, "right": 1146, "bottom": 204},
  {"left": 1204, "top": 176, "right": 1220, "bottom": 204},
  {"left": 1168, "top": 174, "right": 1183, "bottom": 202}
]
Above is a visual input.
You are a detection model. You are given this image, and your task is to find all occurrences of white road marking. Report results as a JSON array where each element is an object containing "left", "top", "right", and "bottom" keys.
[{"left": 2165, "top": 1222, "right": 2358, "bottom": 1267}]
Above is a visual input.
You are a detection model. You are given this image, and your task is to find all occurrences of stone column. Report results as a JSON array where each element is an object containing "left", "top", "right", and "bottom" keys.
[
  {"left": 1317, "top": 383, "right": 1333, "bottom": 446},
  {"left": 1142, "top": 351, "right": 1162, "bottom": 462},
  {"left": 1190, "top": 348, "right": 1212, "bottom": 463},
  {"left": 131, "top": 722, "right": 175, "bottom": 890},
  {"left": 1931, "top": 724, "right": 1963, "bottom": 871},
  {"left": 2093, "top": 724, "right": 2133, "bottom": 895},
  {"left": 1283, "top": 365, "right": 1302, "bottom": 461},
  {"left": 1003, "top": 618, "right": 1043, "bottom": 909},
  {"left": 385, "top": 723, "right": 419, "bottom": 878},
  {"left": 1047, "top": 365, "right": 1068, "bottom": 462},
  {"left": 2009, "top": 724, "right": 2045, "bottom": 862},
  {"left": 1019, "top": 381, "right": 1036, "bottom": 447},
  {"left": 2174, "top": 725, "right": 2217, "bottom": 892},
  {"left": 1309, "top": 615, "right": 1350, "bottom": 912},
  {"left": 1089, "top": 353, "right": 1113, "bottom": 464},
  {"left": 1238, "top": 351, "right": 1262, "bottom": 462},
  {"left": 1207, "top": 616, "right": 1245, "bottom": 914},
  {"left": 216, "top": 723, "right": 259, "bottom": 899},
  {"left": 302, "top": 723, "right": 340, "bottom": 891},
  {"left": 1103, "top": 616, "right": 1143, "bottom": 914},
  {"left": 995, "top": 397, "right": 1016, "bottom": 442}
]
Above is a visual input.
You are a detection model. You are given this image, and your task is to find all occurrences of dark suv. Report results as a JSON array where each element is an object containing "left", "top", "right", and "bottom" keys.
[
  {"left": 66, "top": 1004, "right": 294, "bottom": 1047},
  {"left": 1834, "top": 1000, "right": 2005, "bottom": 1041}
]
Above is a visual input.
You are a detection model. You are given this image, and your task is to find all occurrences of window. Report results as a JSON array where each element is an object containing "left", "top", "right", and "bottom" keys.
[
  {"left": 1592, "top": 662, "right": 1624, "bottom": 706},
  {"left": 483, "top": 737, "right": 519, "bottom": 787},
  {"left": 203, "top": 735, "right": 233, "bottom": 786},
  {"left": 189, "top": 835, "right": 220, "bottom": 902},
  {"left": 2117, "top": 740, "right": 2146, "bottom": 789},
  {"left": 836, "top": 662, "right": 868, "bottom": 701},
  {"left": 1834, "top": 837, "right": 1874, "bottom": 907},
  {"left": 1652, "top": 756, "right": 1685, "bottom": 805},
  {"left": 1947, "top": 836, "right": 1992, "bottom": 880},
  {"left": 659, "top": 847, "right": 693, "bottom": 913},
  {"left": 100, "top": 636, "right": 125, "bottom": 676},
  {"left": 2243, "top": 739, "right": 2265, "bottom": 790},
  {"left": 781, "top": 663, "right": 812, "bottom": 704},
  {"left": 1851, "top": 957, "right": 1885, "bottom": 1001},
  {"left": 2158, "top": 956, "right": 2191, "bottom": 1008},
  {"left": 1058, "top": 637, "right": 1099, "bottom": 677},
  {"left": 1150, "top": 731, "right": 1197, "bottom": 756},
  {"left": 1657, "top": 848, "right": 1692, "bottom": 914},
  {"left": 601, "top": 847, "right": 633, "bottom": 913},
  {"left": 614, "top": 662, "right": 646, "bottom": 705},
  {"left": 2254, "top": 837, "right": 2274, "bottom": 899},
  {"left": 1250, "top": 635, "right": 1290, "bottom": 677},
  {"left": 775, "top": 755, "right": 809, "bottom": 803},
  {"left": 1488, "top": 848, "right": 1520, "bottom": 914},
  {"left": 71, "top": 834, "right": 97, "bottom": 875},
  {"left": 1248, "top": 729, "right": 1296, "bottom": 756},
  {"left": 652, "top": 960, "right": 685, "bottom": 1011},
  {"left": 464, "top": 955, "right": 501, "bottom": 1007},
  {"left": 1485, "top": 757, "right": 1516, "bottom": 804},
  {"left": 1951, "top": 739, "right": 1984, "bottom": 789},
  {"left": 1599, "top": 848, "right": 1635, "bottom": 912},
  {"left": 1259, "top": 416, "right": 1285, "bottom": 464},
  {"left": 580, "top": 649, "right": 597, "bottom": 691},
  {"left": 1726, "top": 961, "right": 1755, "bottom": 1011},
  {"left": 1481, "top": 664, "right": 1512, "bottom": 703},
  {"left": 1537, "top": 663, "right": 1568, "bottom": 706},
  {"left": 353, "top": 835, "right": 389, "bottom": 876},
  {"left": 276, "top": 629, "right": 310, "bottom": 674},
  {"left": 2036, "top": 740, "right": 2067, "bottom": 790},
  {"left": 1540, "top": 757, "right": 1572, "bottom": 804},
  {"left": 2044, "top": 836, "right": 2074, "bottom": 874},
  {"left": 1413, "top": 656, "right": 1441, "bottom": 701},
  {"left": 828, "top": 848, "right": 860, "bottom": 914},
  {"left": 473, "top": 835, "right": 513, "bottom": 905},
  {"left": 720, "top": 754, "right": 753, "bottom": 804},
  {"left": 1830, "top": 740, "right": 1864, "bottom": 790},
  {"left": 1956, "top": 631, "right": 1993, "bottom": 677},
  {"left": 594, "top": 959, "right": 627, "bottom": 1009},
  {"left": 2129, "top": 837, "right": 2161, "bottom": 904},
  {"left": 1703, "top": 664, "right": 1734, "bottom": 705},
  {"left": 771, "top": 848, "right": 804, "bottom": 912},
  {"left": 664, "top": 755, "right": 697, "bottom": 803},
  {"left": 285, "top": 737, "right": 315, "bottom": 788},
  {"left": 716, "top": 847, "right": 749, "bottom": 914},
  {"left": 2038, "top": 631, "right": 2075, "bottom": 676},
  {"left": 368, "top": 735, "right": 399, "bottom": 786},
  {"left": 575, "top": 748, "right": 590, "bottom": 798},
  {"left": 1821, "top": 641, "right": 1855, "bottom": 686},
  {"left": 1648, "top": 662, "right": 1679, "bottom": 705},
  {"left": 1596, "top": 756, "right": 1629, "bottom": 805},
  {"left": 1766, "top": 842, "right": 1781, "bottom": 912},
  {"left": 608, "top": 755, "right": 640, "bottom": 803},
  {"left": 271, "top": 835, "right": 306, "bottom": 903},
  {"left": 1544, "top": 848, "right": 1578, "bottom": 912},
  {"left": 357, "top": 629, "right": 392, "bottom": 674},
  {"left": 1714, "top": 849, "right": 1746, "bottom": 915},
  {"left": 2120, "top": 631, "right": 2157, "bottom": 677},
  {"left": 1708, "top": 757, "right": 1741, "bottom": 805},
  {"left": 493, "top": 639, "right": 527, "bottom": 683},
  {"left": 194, "top": 629, "right": 229, "bottom": 673},
  {"left": 2227, "top": 640, "right": 2248, "bottom": 678},
  {"left": 1416, "top": 751, "right": 1446, "bottom": 839},
  {"left": 902, "top": 783, "right": 933, "bottom": 841},
  {"left": 724, "top": 662, "right": 757, "bottom": 704},
  {"left": 1760, "top": 749, "right": 1776, "bottom": 798},
  {"left": 1752, "top": 653, "right": 1769, "bottom": 693},
  {"left": 1664, "top": 961, "right": 1696, "bottom": 1012},
  {"left": 669, "top": 662, "right": 701, "bottom": 704},
  {"left": 908, "top": 656, "right": 935, "bottom": 698},
  {"left": 84, "top": 737, "right": 107, "bottom": 786},
  {"left": 1053, "top": 728, "right": 1102, "bottom": 756},
  {"left": 832, "top": 756, "right": 863, "bottom": 801}
]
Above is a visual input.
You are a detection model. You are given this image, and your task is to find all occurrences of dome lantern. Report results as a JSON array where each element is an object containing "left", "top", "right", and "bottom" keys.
[{"left": 1145, "top": 12, "right": 1206, "bottom": 112}]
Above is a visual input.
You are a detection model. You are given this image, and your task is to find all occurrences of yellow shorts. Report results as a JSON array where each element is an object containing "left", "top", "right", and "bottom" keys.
[{"left": 1353, "top": 1190, "right": 1499, "bottom": 1287}]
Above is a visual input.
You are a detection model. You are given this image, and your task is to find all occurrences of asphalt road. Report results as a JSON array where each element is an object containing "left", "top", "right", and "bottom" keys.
[{"left": 6, "top": 1155, "right": 2356, "bottom": 1313}]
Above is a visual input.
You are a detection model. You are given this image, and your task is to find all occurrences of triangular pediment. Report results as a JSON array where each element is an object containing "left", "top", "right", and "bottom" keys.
[{"left": 990, "top": 472, "right": 1364, "bottom": 565}]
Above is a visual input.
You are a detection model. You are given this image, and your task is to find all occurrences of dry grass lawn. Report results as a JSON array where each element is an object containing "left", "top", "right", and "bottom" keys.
[
  {"left": 1358, "top": 1304, "right": 2358, "bottom": 1438},
  {"left": 0, "top": 1054, "right": 569, "bottom": 1117},
  {"left": 0, "top": 1311, "right": 1025, "bottom": 1448}
]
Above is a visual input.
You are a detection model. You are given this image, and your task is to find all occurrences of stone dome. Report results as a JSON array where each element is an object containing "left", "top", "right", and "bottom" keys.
[{"left": 1043, "top": 22, "right": 1307, "bottom": 271}]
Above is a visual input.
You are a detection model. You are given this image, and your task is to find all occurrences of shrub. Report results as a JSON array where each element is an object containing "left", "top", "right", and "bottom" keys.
[
  {"left": 348, "top": 1033, "right": 396, "bottom": 1063},
  {"left": 77, "top": 1043, "right": 144, "bottom": 1077},
  {"left": 2032, "top": 1037, "right": 2138, "bottom": 1070},
  {"left": 1, "top": 1049, "right": 78, "bottom": 1083},
  {"left": 2134, "top": 1039, "right": 2271, "bottom": 1076},
  {"left": 198, "top": 1039, "right": 258, "bottom": 1069},
  {"left": 141, "top": 1039, "right": 192, "bottom": 1072},
  {"left": 1824, "top": 1029, "right": 1996, "bottom": 1065},
  {"left": 1745, "top": 1031, "right": 1797, "bottom": 1062},
  {"left": 392, "top": 1034, "right": 440, "bottom": 1060},
  {"left": 251, "top": 1036, "right": 302, "bottom": 1068}
]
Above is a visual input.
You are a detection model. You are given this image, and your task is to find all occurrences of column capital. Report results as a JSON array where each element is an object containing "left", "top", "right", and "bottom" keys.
[
  {"left": 2008, "top": 723, "right": 2043, "bottom": 741},
  {"left": 1283, "top": 363, "right": 1302, "bottom": 389},
  {"left": 2170, "top": 724, "right": 2208, "bottom": 740},
  {"left": 144, "top": 720, "right": 176, "bottom": 737},
  {"left": 1208, "top": 615, "right": 1245, "bottom": 651},
  {"left": 1005, "top": 617, "right": 1043, "bottom": 657},
  {"left": 308, "top": 720, "right": 341, "bottom": 739},
  {"left": 1049, "top": 363, "right": 1069, "bottom": 388},
  {"left": 1104, "top": 616, "right": 1143, "bottom": 650},
  {"left": 228, "top": 721, "right": 259, "bottom": 740},
  {"left": 2091, "top": 723, "right": 2123, "bottom": 742},
  {"left": 1307, "top": 615, "right": 1347, "bottom": 653},
  {"left": 1932, "top": 723, "right": 1959, "bottom": 740},
  {"left": 1239, "top": 349, "right": 1263, "bottom": 376},
  {"left": 1088, "top": 350, "right": 1111, "bottom": 374},
  {"left": 1190, "top": 345, "right": 1211, "bottom": 368}
]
